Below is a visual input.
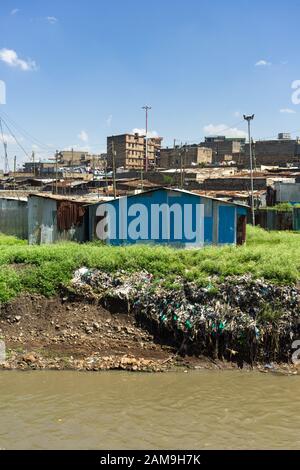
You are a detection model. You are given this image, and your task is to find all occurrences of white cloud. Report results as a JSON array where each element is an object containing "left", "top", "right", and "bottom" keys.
[
  {"left": 0, "top": 133, "right": 20, "bottom": 144},
  {"left": 233, "top": 111, "right": 241, "bottom": 118},
  {"left": 11, "top": 8, "right": 20, "bottom": 15},
  {"left": 106, "top": 114, "right": 113, "bottom": 127},
  {"left": 46, "top": 16, "right": 58, "bottom": 24},
  {"left": 203, "top": 123, "right": 247, "bottom": 139},
  {"left": 78, "top": 130, "right": 89, "bottom": 142},
  {"left": 132, "top": 128, "right": 158, "bottom": 138},
  {"left": 280, "top": 108, "right": 296, "bottom": 114},
  {"left": 255, "top": 59, "right": 271, "bottom": 67},
  {"left": 0, "top": 48, "right": 37, "bottom": 71},
  {"left": 64, "top": 144, "right": 91, "bottom": 153}
]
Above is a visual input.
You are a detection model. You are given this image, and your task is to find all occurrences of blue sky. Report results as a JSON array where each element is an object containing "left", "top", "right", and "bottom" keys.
[{"left": 0, "top": 0, "right": 300, "bottom": 168}]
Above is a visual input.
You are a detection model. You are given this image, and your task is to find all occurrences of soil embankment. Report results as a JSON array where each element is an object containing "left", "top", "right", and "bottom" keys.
[
  {"left": 0, "top": 269, "right": 300, "bottom": 374},
  {"left": 0, "top": 294, "right": 225, "bottom": 372}
]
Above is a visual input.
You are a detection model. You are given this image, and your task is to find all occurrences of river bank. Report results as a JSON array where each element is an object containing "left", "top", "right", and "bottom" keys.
[
  {"left": 0, "top": 281, "right": 299, "bottom": 374},
  {"left": 0, "top": 228, "right": 300, "bottom": 373},
  {"left": 0, "top": 293, "right": 241, "bottom": 372}
]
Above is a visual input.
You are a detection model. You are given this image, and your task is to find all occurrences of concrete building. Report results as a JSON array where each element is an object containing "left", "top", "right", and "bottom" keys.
[
  {"left": 199, "top": 176, "right": 267, "bottom": 191},
  {"left": 242, "top": 134, "right": 300, "bottom": 167},
  {"left": 159, "top": 145, "right": 212, "bottom": 169},
  {"left": 57, "top": 151, "right": 106, "bottom": 169},
  {"left": 107, "top": 133, "right": 162, "bottom": 170},
  {"left": 23, "top": 160, "right": 57, "bottom": 175},
  {"left": 23, "top": 151, "right": 107, "bottom": 175},
  {"left": 89, "top": 188, "right": 248, "bottom": 247},
  {"left": 199, "top": 136, "right": 245, "bottom": 164}
]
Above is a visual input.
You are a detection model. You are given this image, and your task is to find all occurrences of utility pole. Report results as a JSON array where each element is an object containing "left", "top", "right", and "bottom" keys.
[
  {"left": 142, "top": 105, "right": 151, "bottom": 173},
  {"left": 180, "top": 148, "right": 183, "bottom": 189},
  {"left": 180, "top": 143, "right": 184, "bottom": 189},
  {"left": 32, "top": 151, "right": 35, "bottom": 177},
  {"left": 243, "top": 114, "right": 255, "bottom": 226},
  {"left": 111, "top": 140, "right": 117, "bottom": 199},
  {"left": 0, "top": 117, "right": 9, "bottom": 174},
  {"left": 105, "top": 156, "right": 109, "bottom": 197},
  {"left": 4, "top": 141, "right": 8, "bottom": 174},
  {"left": 252, "top": 138, "right": 257, "bottom": 171},
  {"left": 54, "top": 150, "right": 59, "bottom": 195},
  {"left": 71, "top": 147, "right": 74, "bottom": 178},
  {"left": 13, "top": 155, "right": 17, "bottom": 190}
]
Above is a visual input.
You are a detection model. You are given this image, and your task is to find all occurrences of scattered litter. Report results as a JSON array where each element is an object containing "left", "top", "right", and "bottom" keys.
[{"left": 69, "top": 269, "right": 300, "bottom": 365}]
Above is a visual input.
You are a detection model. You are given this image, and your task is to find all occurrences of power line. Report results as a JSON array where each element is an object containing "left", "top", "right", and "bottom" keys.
[
  {"left": 180, "top": 119, "right": 245, "bottom": 145},
  {"left": 0, "top": 110, "right": 56, "bottom": 152},
  {"left": 0, "top": 115, "right": 31, "bottom": 159}
]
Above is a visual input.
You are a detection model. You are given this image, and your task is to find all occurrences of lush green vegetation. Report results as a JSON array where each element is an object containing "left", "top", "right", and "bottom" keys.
[
  {"left": 0, "top": 225, "right": 299, "bottom": 302},
  {"left": 260, "top": 202, "right": 300, "bottom": 212}
]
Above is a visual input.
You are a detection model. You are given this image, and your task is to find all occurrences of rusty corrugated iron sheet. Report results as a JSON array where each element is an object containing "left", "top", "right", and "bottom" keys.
[{"left": 57, "top": 200, "right": 86, "bottom": 231}]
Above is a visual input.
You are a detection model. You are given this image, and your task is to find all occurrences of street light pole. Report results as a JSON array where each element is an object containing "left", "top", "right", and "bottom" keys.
[
  {"left": 142, "top": 105, "right": 151, "bottom": 173},
  {"left": 111, "top": 139, "right": 117, "bottom": 200},
  {"left": 243, "top": 114, "right": 255, "bottom": 226}
]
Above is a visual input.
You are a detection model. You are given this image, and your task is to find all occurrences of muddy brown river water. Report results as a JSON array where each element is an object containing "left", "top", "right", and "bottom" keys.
[{"left": 0, "top": 370, "right": 299, "bottom": 450}]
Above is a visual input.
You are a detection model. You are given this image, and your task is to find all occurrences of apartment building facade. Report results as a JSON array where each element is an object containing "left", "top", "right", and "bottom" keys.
[
  {"left": 107, "top": 133, "right": 162, "bottom": 169},
  {"left": 200, "top": 136, "right": 246, "bottom": 164},
  {"left": 159, "top": 145, "right": 212, "bottom": 168},
  {"left": 242, "top": 135, "right": 300, "bottom": 167}
]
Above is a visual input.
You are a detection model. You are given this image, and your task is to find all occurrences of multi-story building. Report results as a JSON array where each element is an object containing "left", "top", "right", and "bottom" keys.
[
  {"left": 22, "top": 151, "right": 107, "bottom": 175},
  {"left": 159, "top": 145, "right": 212, "bottom": 168},
  {"left": 57, "top": 151, "right": 106, "bottom": 169},
  {"left": 107, "top": 133, "right": 162, "bottom": 170},
  {"left": 200, "top": 136, "right": 246, "bottom": 164},
  {"left": 242, "top": 134, "right": 300, "bottom": 167}
]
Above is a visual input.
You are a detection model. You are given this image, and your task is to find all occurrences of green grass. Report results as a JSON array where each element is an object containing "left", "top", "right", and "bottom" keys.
[
  {"left": 0, "top": 225, "right": 299, "bottom": 302},
  {"left": 260, "top": 202, "right": 300, "bottom": 211}
]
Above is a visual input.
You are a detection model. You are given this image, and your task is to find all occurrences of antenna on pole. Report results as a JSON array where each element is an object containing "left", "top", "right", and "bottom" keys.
[
  {"left": 243, "top": 114, "right": 255, "bottom": 226},
  {"left": 111, "top": 139, "right": 117, "bottom": 199},
  {"left": 142, "top": 105, "right": 151, "bottom": 173}
]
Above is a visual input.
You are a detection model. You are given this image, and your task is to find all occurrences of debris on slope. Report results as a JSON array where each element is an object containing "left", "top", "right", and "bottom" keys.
[{"left": 70, "top": 268, "right": 300, "bottom": 365}]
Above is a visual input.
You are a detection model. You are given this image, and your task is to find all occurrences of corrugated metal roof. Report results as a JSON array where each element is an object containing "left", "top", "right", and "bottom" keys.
[
  {"left": 99, "top": 187, "right": 250, "bottom": 208},
  {"left": 0, "top": 195, "right": 28, "bottom": 202},
  {"left": 28, "top": 193, "right": 113, "bottom": 204}
]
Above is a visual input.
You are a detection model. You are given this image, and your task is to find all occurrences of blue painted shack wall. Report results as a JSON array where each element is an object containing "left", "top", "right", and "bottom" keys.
[
  {"left": 0, "top": 197, "right": 28, "bottom": 239},
  {"left": 89, "top": 189, "right": 248, "bottom": 247}
]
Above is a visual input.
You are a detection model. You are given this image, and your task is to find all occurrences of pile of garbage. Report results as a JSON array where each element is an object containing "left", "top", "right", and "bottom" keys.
[
  {"left": 69, "top": 267, "right": 152, "bottom": 312},
  {"left": 69, "top": 268, "right": 300, "bottom": 365}
]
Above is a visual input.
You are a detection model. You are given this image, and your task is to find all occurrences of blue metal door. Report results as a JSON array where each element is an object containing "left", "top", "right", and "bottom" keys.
[{"left": 218, "top": 205, "right": 235, "bottom": 244}]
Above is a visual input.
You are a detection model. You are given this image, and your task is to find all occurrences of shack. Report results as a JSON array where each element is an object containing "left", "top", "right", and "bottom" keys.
[
  {"left": 0, "top": 196, "right": 28, "bottom": 239},
  {"left": 88, "top": 188, "right": 248, "bottom": 247},
  {"left": 27, "top": 194, "right": 92, "bottom": 244}
]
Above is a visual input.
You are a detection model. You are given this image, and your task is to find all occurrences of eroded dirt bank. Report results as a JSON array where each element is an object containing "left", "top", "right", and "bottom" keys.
[
  {"left": 0, "top": 294, "right": 230, "bottom": 372},
  {"left": 0, "top": 291, "right": 299, "bottom": 374}
]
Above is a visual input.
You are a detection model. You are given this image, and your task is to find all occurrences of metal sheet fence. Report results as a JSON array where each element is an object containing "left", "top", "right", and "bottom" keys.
[
  {"left": 0, "top": 198, "right": 28, "bottom": 239},
  {"left": 254, "top": 209, "right": 298, "bottom": 231}
]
